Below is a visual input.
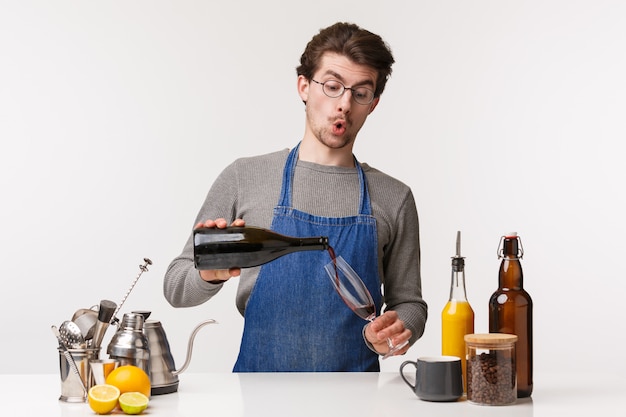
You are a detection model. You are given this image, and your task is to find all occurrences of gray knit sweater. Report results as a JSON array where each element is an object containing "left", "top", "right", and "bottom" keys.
[{"left": 164, "top": 148, "right": 428, "bottom": 344}]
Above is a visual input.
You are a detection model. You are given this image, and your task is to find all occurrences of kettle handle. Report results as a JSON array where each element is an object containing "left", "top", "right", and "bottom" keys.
[{"left": 172, "top": 319, "right": 218, "bottom": 376}]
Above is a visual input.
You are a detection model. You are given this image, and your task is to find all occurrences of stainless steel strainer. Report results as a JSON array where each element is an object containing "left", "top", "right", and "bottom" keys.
[{"left": 58, "top": 320, "right": 86, "bottom": 349}]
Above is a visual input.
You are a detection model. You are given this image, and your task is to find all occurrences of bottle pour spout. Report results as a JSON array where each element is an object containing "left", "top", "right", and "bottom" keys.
[{"left": 452, "top": 231, "right": 465, "bottom": 272}]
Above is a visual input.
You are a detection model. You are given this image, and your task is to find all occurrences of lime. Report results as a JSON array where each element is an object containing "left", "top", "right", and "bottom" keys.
[
  {"left": 118, "top": 391, "right": 149, "bottom": 415},
  {"left": 88, "top": 384, "right": 120, "bottom": 415}
]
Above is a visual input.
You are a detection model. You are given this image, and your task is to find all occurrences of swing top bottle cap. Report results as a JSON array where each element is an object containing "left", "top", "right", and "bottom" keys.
[{"left": 505, "top": 232, "right": 518, "bottom": 238}]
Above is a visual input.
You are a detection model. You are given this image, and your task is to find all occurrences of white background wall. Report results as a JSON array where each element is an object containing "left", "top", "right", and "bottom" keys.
[{"left": 2, "top": 0, "right": 624, "bottom": 377}]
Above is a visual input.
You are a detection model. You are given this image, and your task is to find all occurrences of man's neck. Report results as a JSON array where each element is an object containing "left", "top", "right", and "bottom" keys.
[{"left": 298, "top": 137, "right": 355, "bottom": 167}]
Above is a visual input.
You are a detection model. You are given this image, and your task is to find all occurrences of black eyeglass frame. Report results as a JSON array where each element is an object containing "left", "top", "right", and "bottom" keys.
[{"left": 310, "top": 79, "right": 375, "bottom": 105}]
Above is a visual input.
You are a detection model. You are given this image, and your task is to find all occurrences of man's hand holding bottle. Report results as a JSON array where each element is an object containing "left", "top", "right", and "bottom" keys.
[{"left": 195, "top": 218, "right": 246, "bottom": 283}]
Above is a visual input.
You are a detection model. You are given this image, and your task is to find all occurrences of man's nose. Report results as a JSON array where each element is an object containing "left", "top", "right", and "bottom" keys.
[{"left": 337, "top": 89, "right": 353, "bottom": 112}]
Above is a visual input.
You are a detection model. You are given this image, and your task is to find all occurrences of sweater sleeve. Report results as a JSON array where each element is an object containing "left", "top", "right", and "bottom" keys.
[
  {"left": 381, "top": 189, "right": 428, "bottom": 345},
  {"left": 163, "top": 162, "right": 240, "bottom": 307}
]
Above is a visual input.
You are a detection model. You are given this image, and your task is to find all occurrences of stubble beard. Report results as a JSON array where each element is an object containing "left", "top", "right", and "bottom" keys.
[
  {"left": 316, "top": 129, "right": 354, "bottom": 150},
  {"left": 306, "top": 109, "right": 355, "bottom": 150}
]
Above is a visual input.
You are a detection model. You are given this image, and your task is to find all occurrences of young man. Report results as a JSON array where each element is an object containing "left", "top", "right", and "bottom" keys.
[{"left": 164, "top": 22, "right": 427, "bottom": 372}]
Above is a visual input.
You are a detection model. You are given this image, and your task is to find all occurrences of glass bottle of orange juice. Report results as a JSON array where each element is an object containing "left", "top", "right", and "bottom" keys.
[{"left": 441, "top": 231, "right": 474, "bottom": 392}]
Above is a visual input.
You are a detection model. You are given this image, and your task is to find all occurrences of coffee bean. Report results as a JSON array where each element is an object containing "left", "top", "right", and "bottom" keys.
[{"left": 467, "top": 351, "right": 516, "bottom": 405}]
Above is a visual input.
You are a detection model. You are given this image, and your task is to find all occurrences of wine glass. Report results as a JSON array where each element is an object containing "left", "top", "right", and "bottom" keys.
[{"left": 324, "top": 255, "right": 408, "bottom": 359}]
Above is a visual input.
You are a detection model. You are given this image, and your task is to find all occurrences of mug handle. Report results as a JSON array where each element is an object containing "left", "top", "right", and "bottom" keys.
[{"left": 399, "top": 360, "right": 417, "bottom": 390}]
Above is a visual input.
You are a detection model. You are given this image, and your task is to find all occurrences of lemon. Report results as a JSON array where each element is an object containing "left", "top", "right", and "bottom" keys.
[
  {"left": 119, "top": 392, "right": 149, "bottom": 415},
  {"left": 105, "top": 365, "right": 151, "bottom": 397},
  {"left": 88, "top": 384, "right": 120, "bottom": 415}
]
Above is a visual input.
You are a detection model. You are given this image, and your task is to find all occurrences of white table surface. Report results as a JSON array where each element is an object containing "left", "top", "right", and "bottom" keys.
[{"left": 0, "top": 371, "right": 622, "bottom": 416}]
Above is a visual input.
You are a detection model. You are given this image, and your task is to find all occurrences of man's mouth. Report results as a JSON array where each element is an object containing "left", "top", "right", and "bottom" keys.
[{"left": 332, "top": 120, "right": 346, "bottom": 135}]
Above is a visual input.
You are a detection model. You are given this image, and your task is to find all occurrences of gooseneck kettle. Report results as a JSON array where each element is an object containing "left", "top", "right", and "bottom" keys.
[{"left": 144, "top": 319, "right": 217, "bottom": 395}]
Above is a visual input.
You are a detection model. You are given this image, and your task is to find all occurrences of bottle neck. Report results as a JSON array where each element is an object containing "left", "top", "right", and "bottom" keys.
[
  {"left": 449, "top": 257, "right": 469, "bottom": 301},
  {"left": 499, "top": 258, "right": 523, "bottom": 290},
  {"left": 299, "top": 236, "right": 329, "bottom": 250},
  {"left": 498, "top": 237, "right": 523, "bottom": 290}
]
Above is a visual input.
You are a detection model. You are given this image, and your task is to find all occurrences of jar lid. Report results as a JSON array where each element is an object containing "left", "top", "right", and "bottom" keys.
[{"left": 464, "top": 333, "right": 518, "bottom": 345}]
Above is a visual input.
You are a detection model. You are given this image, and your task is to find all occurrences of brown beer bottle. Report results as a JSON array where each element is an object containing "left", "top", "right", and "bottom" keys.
[{"left": 488, "top": 233, "right": 533, "bottom": 398}]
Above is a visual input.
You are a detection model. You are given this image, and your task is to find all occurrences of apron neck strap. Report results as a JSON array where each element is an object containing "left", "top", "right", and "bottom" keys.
[{"left": 278, "top": 142, "right": 371, "bottom": 215}]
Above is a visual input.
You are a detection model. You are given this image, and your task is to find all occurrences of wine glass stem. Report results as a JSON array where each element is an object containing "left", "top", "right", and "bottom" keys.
[{"left": 368, "top": 318, "right": 409, "bottom": 359}]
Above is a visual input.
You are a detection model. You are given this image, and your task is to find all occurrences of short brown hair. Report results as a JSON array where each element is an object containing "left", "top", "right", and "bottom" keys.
[{"left": 296, "top": 22, "right": 395, "bottom": 98}]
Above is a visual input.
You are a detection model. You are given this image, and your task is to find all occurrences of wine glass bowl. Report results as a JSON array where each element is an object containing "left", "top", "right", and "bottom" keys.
[
  {"left": 324, "top": 256, "right": 376, "bottom": 321},
  {"left": 324, "top": 256, "right": 408, "bottom": 359}
]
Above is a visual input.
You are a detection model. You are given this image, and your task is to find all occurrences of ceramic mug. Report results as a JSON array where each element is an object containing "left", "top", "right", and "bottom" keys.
[{"left": 400, "top": 356, "right": 463, "bottom": 402}]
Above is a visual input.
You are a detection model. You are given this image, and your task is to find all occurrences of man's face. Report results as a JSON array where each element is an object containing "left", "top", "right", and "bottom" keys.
[{"left": 298, "top": 52, "right": 380, "bottom": 151}]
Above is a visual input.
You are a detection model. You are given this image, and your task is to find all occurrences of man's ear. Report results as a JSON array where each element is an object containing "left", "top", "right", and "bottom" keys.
[
  {"left": 297, "top": 75, "right": 309, "bottom": 104},
  {"left": 368, "top": 97, "right": 380, "bottom": 114}
]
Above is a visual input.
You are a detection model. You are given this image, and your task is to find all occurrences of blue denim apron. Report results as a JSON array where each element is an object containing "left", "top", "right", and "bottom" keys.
[{"left": 233, "top": 143, "right": 382, "bottom": 372}]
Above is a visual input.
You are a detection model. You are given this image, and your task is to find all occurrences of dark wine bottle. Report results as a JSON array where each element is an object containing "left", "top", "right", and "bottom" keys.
[
  {"left": 488, "top": 233, "right": 533, "bottom": 398},
  {"left": 193, "top": 226, "right": 329, "bottom": 270}
]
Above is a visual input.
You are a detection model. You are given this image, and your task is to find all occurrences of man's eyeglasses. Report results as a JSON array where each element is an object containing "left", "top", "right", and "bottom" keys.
[{"left": 310, "top": 79, "right": 375, "bottom": 105}]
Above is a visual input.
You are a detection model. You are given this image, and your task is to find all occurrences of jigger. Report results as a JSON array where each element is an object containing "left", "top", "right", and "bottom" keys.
[{"left": 90, "top": 359, "right": 119, "bottom": 386}]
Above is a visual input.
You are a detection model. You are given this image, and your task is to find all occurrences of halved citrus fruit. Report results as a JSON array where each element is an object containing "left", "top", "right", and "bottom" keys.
[
  {"left": 105, "top": 365, "right": 151, "bottom": 397},
  {"left": 119, "top": 392, "right": 149, "bottom": 415},
  {"left": 88, "top": 384, "right": 120, "bottom": 415}
]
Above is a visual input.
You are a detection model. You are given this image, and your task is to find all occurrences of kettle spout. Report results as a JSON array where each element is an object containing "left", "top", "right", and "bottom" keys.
[{"left": 172, "top": 319, "right": 218, "bottom": 376}]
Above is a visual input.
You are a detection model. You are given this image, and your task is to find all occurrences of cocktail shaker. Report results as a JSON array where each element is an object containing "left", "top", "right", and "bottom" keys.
[{"left": 107, "top": 312, "right": 150, "bottom": 375}]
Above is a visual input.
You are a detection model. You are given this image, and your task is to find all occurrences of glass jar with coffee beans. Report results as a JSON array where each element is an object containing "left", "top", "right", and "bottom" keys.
[{"left": 464, "top": 333, "right": 518, "bottom": 406}]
